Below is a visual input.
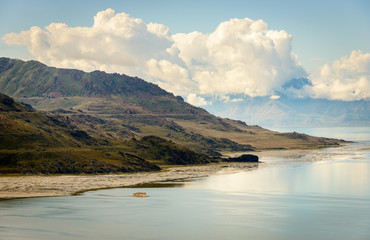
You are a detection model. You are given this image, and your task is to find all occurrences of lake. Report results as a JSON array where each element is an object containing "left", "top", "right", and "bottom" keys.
[{"left": 1, "top": 127, "right": 370, "bottom": 240}]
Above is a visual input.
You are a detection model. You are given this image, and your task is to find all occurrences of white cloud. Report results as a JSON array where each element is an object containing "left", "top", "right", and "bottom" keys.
[
  {"left": 2, "top": 8, "right": 173, "bottom": 78},
  {"left": 305, "top": 50, "right": 370, "bottom": 101},
  {"left": 220, "top": 95, "right": 244, "bottom": 103},
  {"left": 173, "top": 18, "right": 305, "bottom": 97},
  {"left": 145, "top": 59, "right": 194, "bottom": 94},
  {"left": 7, "top": 9, "right": 368, "bottom": 102},
  {"left": 186, "top": 93, "right": 210, "bottom": 106},
  {"left": 270, "top": 95, "right": 280, "bottom": 100}
]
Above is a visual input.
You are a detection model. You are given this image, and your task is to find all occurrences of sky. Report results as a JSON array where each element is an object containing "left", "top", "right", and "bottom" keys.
[{"left": 1, "top": 0, "right": 369, "bottom": 105}]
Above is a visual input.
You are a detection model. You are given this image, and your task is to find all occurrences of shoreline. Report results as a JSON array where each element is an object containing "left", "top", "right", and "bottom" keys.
[
  {"left": 0, "top": 143, "right": 354, "bottom": 200},
  {"left": 0, "top": 162, "right": 259, "bottom": 200}
]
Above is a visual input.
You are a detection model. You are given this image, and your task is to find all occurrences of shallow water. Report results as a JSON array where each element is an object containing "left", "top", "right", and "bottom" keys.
[{"left": 1, "top": 127, "right": 370, "bottom": 240}]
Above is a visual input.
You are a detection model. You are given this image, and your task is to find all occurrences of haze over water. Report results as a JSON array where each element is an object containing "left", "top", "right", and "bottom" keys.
[{"left": 1, "top": 127, "right": 369, "bottom": 240}]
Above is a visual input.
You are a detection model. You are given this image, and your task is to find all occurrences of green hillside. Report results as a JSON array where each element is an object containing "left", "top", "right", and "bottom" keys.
[
  {"left": 0, "top": 58, "right": 169, "bottom": 99},
  {"left": 0, "top": 92, "right": 221, "bottom": 174}
]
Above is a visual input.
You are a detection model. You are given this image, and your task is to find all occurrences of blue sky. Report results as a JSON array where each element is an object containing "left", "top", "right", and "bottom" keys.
[
  {"left": 1, "top": 0, "right": 369, "bottom": 104},
  {"left": 1, "top": 0, "right": 369, "bottom": 70}
]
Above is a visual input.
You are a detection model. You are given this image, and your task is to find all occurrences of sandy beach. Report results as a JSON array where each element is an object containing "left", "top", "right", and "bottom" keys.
[{"left": 0, "top": 162, "right": 259, "bottom": 200}]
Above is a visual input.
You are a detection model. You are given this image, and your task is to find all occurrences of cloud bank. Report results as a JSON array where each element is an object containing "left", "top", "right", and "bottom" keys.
[
  {"left": 3, "top": 9, "right": 173, "bottom": 77},
  {"left": 304, "top": 50, "right": 370, "bottom": 101},
  {"left": 3, "top": 9, "right": 369, "bottom": 103}
]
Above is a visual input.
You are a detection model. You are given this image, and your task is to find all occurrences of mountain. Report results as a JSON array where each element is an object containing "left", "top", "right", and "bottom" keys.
[
  {"left": 0, "top": 57, "right": 346, "bottom": 173},
  {"left": 0, "top": 92, "right": 223, "bottom": 173},
  {"left": 204, "top": 88, "right": 370, "bottom": 128},
  {"left": 0, "top": 58, "right": 169, "bottom": 98},
  {"left": 0, "top": 92, "right": 161, "bottom": 174}
]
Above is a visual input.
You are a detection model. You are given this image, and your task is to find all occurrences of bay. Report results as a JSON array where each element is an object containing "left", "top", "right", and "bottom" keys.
[{"left": 1, "top": 127, "right": 370, "bottom": 240}]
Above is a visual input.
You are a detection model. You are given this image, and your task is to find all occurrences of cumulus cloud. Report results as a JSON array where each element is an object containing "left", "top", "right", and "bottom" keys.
[
  {"left": 145, "top": 59, "right": 195, "bottom": 95},
  {"left": 3, "top": 8, "right": 310, "bottom": 100},
  {"left": 305, "top": 50, "right": 370, "bottom": 101},
  {"left": 186, "top": 93, "right": 210, "bottom": 106},
  {"left": 173, "top": 18, "right": 305, "bottom": 97},
  {"left": 2, "top": 8, "right": 173, "bottom": 78}
]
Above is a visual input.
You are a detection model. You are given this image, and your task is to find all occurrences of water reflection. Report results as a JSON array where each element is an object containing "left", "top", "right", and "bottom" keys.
[
  {"left": 1, "top": 130, "right": 370, "bottom": 240},
  {"left": 195, "top": 142, "right": 370, "bottom": 197}
]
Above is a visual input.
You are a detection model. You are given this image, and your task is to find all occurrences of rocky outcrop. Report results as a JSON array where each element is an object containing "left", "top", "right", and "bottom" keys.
[
  {"left": 132, "top": 192, "right": 149, "bottom": 197},
  {"left": 224, "top": 154, "right": 259, "bottom": 162}
]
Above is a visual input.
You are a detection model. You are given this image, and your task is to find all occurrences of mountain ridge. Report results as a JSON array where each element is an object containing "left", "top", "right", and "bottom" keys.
[
  {"left": 204, "top": 94, "right": 370, "bottom": 127},
  {"left": 0, "top": 57, "right": 171, "bottom": 98}
]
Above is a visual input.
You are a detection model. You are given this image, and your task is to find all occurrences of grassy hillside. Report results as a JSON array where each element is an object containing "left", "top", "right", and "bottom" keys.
[
  {"left": 0, "top": 58, "right": 169, "bottom": 99},
  {"left": 0, "top": 93, "right": 219, "bottom": 174},
  {"left": 125, "top": 136, "right": 216, "bottom": 165}
]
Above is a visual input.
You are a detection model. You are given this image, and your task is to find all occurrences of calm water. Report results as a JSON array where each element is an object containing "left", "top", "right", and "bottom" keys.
[{"left": 1, "top": 127, "right": 370, "bottom": 240}]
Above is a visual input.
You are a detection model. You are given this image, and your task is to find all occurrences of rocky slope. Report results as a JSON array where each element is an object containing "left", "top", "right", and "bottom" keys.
[{"left": 0, "top": 93, "right": 219, "bottom": 174}]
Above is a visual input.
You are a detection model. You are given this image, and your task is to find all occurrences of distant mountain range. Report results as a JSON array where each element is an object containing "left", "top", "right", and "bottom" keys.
[
  {"left": 205, "top": 87, "right": 370, "bottom": 128},
  {"left": 0, "top": 57, "right": 346, "bottom": 174}
]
